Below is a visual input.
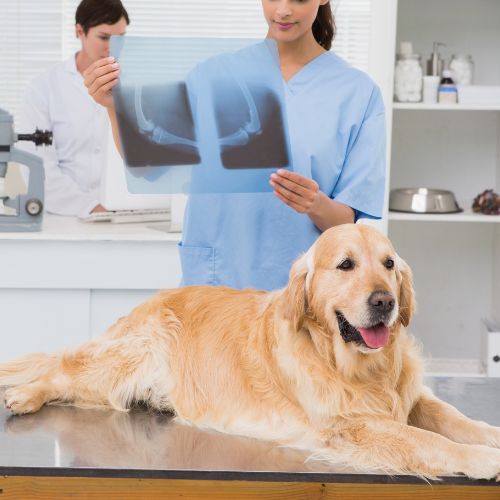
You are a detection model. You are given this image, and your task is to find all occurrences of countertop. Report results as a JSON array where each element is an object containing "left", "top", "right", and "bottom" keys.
[
  {"left": 0, "top": 213, "right": 182, "bottom": 242},
  {"left": 0, "top": 377, "right": 499, "bottom": 486}
]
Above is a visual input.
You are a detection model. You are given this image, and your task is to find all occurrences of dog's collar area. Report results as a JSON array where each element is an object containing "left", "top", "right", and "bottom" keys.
[{"left": 335, "top": 312, "right": 386, "bottom": 350}]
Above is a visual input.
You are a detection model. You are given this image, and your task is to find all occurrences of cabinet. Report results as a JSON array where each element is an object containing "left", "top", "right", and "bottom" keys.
[
  {"left": 0, "top": 215, "right": 182, "bottom": 363},
  {"left": 384, "top": 0, "right": 500, "bottom": 374}
]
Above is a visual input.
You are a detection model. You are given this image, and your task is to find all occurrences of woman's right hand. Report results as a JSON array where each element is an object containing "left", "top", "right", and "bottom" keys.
[{"left": 83, "top": 57, "right": 120, "bottom": 109}]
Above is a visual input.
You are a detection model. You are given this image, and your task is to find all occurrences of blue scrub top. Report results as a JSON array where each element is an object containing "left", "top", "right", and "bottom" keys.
[{"left": 179, "top": 42, "right": 386, "bottom": 291}]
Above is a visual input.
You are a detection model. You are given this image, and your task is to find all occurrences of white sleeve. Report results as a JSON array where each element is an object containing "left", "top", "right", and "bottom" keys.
[{"left": 16, "top": 82, "right": 100, "bottom": 217}]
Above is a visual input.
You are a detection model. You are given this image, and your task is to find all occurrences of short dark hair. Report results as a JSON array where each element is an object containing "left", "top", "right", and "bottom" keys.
[
  {"left": 312, "top": 3, "right": 336, "bottom": 51},
  {"left": 75, "top": 0, "right": 130, "bottom": 34}
]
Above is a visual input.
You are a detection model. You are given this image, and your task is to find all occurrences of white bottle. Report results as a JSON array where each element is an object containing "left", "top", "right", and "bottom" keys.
[
  {"left": 394, "top": 42, "right": 423, "bottom": 103},
  {"left": 438, "top": 70, "right": 458, "bottom": 104},
  {"left": 449, "top": 54, "right": 474, "bottom": 85}
]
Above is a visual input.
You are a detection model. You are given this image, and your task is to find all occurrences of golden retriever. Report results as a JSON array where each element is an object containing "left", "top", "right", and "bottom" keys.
[{"left": 1, "top": 224, "right": 499, "bottom": 479}]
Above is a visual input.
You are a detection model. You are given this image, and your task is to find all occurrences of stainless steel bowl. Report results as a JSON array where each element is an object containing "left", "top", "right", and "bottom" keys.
[{"left": 389, "top": 188, "right": 462, "bottom": 214}]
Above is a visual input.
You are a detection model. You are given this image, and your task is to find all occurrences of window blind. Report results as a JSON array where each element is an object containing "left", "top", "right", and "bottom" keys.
[
  {"left": 1, "top": 0, "right": 372, "bottom": 120},
  {"left": 64, "top": 0, "right": 371, "bottom": 66},
  {"left": 0, "top": 1, "right": 62, "bottom": 117}
]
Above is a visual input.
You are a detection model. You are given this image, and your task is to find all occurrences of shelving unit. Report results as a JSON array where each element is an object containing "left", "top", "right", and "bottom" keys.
[
  {"left": 389, "top": 208, "right": 500, "bottom": 223},
  {"left": 386, "top": 0, "right": 500, "bottom": 375},
  {"left": 394, "top": 103, "right": 500, "bottom": 111}
]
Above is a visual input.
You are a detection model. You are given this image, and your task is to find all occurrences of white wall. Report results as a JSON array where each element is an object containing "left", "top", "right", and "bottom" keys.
[{"left": 390, "top": 222, "right": 495, "bottom": 359}]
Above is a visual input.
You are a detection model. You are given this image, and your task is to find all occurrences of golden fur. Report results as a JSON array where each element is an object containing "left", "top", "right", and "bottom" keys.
[{"left": 1, "top": 224, "right": 500, "bottom": 479}]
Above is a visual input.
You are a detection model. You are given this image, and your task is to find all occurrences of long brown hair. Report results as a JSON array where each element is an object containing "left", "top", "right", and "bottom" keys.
[{"left": 312, "top": 3, "right": 336, "bottom": 51}]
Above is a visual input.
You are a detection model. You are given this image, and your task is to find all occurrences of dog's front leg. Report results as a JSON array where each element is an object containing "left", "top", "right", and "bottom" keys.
[
  {"left": 321, "top": 418, "right": 500, "bottom": 479},
  {"left": 408, "top": 388, "right": 500, "bottom": 448}
]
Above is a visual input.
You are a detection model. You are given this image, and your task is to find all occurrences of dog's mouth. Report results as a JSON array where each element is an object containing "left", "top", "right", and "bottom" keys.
[{"left": 335, "top": 312, "right": 390, "bottom": 350}]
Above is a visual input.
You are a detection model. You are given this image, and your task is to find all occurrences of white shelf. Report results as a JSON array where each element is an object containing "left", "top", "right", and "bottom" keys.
[
  {"left": 424, "top": 357, "right": 486, "bottom": 378},
  {"left": 389, "top": 205, "right": 500, "bottom": 223},
  {"left": 393, "top": 103, "right": 500, "bottom": 111}
]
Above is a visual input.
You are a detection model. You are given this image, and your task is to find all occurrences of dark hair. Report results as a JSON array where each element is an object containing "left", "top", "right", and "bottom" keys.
[
  {"left": 312, "top": 3, "right": 335, "bottom": 51},
  {"left": 76, "top": 0, "right": 130, "bottom": 34}
]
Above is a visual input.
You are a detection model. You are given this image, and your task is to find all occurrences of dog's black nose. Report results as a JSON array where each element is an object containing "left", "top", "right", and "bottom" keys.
[{"left": 368, "top": 291, "right": 395, "bottom": 314}]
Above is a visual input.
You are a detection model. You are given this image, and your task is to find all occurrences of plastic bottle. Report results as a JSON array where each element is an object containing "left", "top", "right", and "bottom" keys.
[
  {"left": 438, "top": 70, "right": 458, "bottom": 104},
  {"left": 427, "top": 41, "right": 446, "bottom": 77}
]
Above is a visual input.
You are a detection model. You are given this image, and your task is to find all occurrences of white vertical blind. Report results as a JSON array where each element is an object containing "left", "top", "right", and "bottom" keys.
[
  {"left": 1, "top": 0, "right": 372, "bottom": 120},
  {"left": 0, "top": 0, "right": 63, "bottom": 117},
  {"left": 63, "top": 0, "right": 372, "bottom": 67},
  {"left": 334, "top": 0, "right": 372, "bottom": 70}
]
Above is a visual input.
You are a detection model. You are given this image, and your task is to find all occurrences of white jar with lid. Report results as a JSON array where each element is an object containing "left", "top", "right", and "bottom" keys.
[
  {"left": 394, "top": 42, "right": 423, "bottom": 103},
  {"left": 450, "top": 54, "right": 474, "bottom": 85}
]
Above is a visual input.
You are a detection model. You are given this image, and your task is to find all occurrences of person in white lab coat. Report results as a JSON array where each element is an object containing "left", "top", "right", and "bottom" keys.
[{"left": 17, "top": 0, "right": 130, "bottom": 217}]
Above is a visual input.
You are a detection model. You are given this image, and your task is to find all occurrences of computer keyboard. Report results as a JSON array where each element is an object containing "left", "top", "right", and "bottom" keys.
[{"left": 79, "top": 208, "right": 171, "bottom": 224}]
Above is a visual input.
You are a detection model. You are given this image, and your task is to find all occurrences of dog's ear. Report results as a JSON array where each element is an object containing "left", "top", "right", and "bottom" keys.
[
  {"left": 397, "top": 256, "right": 416, "bottom": 327},
  {"left": 283, "top": 254, "right": 309, "bottom": 332}
]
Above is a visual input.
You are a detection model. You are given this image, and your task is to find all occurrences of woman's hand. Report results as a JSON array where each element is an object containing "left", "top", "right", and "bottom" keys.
[
  {"left": 270, "top": 169, "right": 321, "bottom": 214},
  {"left": 270, "top": 169, "right": 355, "bottom": 231},
  {"left": 83, "top": 57, "right": 120, "bottom": 109}
]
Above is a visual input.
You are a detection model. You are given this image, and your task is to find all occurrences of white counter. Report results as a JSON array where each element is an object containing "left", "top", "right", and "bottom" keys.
[
  {"left": 0, "top": 214, "right": 182, "bottom": 241},
  {"left": 0, "top": 214, "right": 183, "bottom": 362}
]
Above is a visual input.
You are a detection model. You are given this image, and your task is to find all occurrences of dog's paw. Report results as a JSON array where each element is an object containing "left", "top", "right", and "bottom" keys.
[
  {"left": 4, "top": 386, "right": 45, "bottom": 415},
  {"left": 462, "top": 445, "right": 500, "bottom": 480}
]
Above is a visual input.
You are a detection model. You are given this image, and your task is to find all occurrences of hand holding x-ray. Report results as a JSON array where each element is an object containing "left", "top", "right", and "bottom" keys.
[
  {"left": 270, "top": 169, "right": 322, "bottom": 214},
  {"left": 83, "top": 57, "right": 120, "bottom": 110}
]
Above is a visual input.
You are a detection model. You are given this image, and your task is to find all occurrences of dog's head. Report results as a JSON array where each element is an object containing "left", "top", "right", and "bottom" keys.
[{"left": 284, "top": 224, "right": 415, "bottom": 355}]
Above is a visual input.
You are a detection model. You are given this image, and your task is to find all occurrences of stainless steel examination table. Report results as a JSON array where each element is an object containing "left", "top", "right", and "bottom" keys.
[{"left": 0, "top": 377, "right": 498, "bottom": 499}]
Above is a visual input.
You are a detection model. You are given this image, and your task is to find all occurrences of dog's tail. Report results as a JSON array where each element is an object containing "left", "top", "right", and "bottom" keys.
[{"left": 0, "top": 353, "right": 58, "bottom": 386}]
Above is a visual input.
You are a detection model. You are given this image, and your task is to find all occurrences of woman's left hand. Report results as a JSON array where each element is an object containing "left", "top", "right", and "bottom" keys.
[{"left": 270, "top": 169, "right": 322, "bottom": 214}]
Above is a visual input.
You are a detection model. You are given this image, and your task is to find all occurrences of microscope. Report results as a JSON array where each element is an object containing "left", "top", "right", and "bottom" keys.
[{"left": 0, "top": 108, "right": 52, "bottom": 232}]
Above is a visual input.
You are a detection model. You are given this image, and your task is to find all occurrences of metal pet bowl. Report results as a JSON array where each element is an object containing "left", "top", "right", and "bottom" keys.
[{"left": 389, "top": 188, "right": 462, "bottom": 214}]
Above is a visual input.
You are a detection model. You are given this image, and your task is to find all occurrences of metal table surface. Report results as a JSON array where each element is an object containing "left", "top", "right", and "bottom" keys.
[{"left": 0, "top": 377, "right": 499, "bottom": 486}]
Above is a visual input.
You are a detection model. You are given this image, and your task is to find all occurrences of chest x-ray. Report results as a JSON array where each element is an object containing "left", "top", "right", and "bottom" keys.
[{"left": 110, "top": 36, "right": 291, "bottom": 194}]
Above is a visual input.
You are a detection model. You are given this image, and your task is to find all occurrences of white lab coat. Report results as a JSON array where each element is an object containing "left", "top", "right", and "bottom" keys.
[{"left": 17, "top": 53, "right": 109, "bottom": 217}]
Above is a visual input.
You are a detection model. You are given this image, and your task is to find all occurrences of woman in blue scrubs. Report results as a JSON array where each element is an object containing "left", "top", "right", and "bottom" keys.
[
  {"left": 85, "top": 0, "right": 386, "bottom": 291},
  {"left": 179, "top": 0, "right": 385, "bottom": 290}
]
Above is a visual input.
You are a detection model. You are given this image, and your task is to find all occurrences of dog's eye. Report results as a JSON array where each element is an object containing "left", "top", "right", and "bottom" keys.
[
  {"left": 337, "top": 259, "right": 354, "bottom": 271},
  {"left": 385, "top": 259, "right": 395, "bottom": 269}
]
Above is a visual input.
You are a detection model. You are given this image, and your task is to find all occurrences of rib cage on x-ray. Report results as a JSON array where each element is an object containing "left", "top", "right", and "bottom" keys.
[
  {"left": 128, "top": 70, "right": 289, "bottom": 170},
  {"left": 114, "top": 82, "right": 200, "bottom": 168},
  {"left": 211, "top": 75, "right": 289, "bottom": 169},
  {"left": 133, "top": 67, "right": 261, "bottom": 151},
  {"left": 135, "top": 85, "right": 198, "bottom": 149}
]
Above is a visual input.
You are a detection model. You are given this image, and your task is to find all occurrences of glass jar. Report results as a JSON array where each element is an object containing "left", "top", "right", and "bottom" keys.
[
  {"left": 394, "top": 54, "right": 423, "bottom": 103},
  {"left": 449, "top": 54, "right": 474, "bottom": 85}
]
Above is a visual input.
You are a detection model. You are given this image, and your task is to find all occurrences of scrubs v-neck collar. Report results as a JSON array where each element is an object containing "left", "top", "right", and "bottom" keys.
[
  {"left": 283, "top": 51, "right": 332, "bottom": 95},
  {"left": 263, "top": 39, "right": 333, "bottom": 96}
]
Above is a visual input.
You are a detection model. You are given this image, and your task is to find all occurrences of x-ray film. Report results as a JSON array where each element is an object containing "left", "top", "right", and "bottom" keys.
[{"left": 110, "top": 36, "right": 292, "bottom": 194}]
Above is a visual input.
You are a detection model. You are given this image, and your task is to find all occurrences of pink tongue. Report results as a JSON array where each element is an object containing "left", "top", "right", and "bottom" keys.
[{"left": 357, "top": 325, "right": 390, "bottom": 349}]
